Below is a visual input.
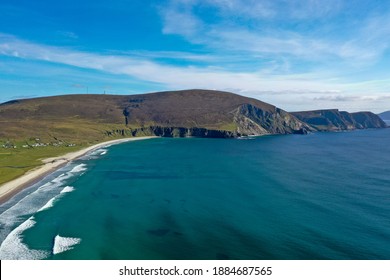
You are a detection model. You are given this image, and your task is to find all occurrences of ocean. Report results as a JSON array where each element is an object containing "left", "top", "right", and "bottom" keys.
[{"left": 0, "top": 129, "right": 389, "bottom": 260}]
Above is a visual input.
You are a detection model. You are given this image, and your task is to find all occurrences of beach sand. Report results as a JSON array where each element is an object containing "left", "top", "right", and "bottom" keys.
[{"left": 0, "top": 136, "right": 156, "bottom": 204}]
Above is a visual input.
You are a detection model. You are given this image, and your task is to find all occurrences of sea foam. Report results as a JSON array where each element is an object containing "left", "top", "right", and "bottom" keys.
[
  {"left": 50, "top": 173, "right": 72, "bottom": 185},
  {"left": 0, "top": 184, "right": 78, "bottom": 258},
  {"left": 61, "top": 186, "right": 75, "bottom": 193},
  {"left": 0, "top": 162, "right": 85, "bottom": 255},
  {"left": 0, "top": 170, "right": 78, "bottom": 243},
  {"left": 53, "top": 235, "right": 81, "bottom": 255},
  {"left": 94, "top": 149, "right": 108, "bottom": 155},
  {"left": 37, "top": 197, "right": 56, "bottom": 212},
  {"left": 70, "top": 164, "right": 87, "bottom": 173},
  {"left": 0, "top": 217, "right": 49, "bottom": 260},
  {"left": 38, "top": 172, "right": 73, "bottom": 191},
  {"left": 37, "top": 186, "right": 75, "bottom": 212}
]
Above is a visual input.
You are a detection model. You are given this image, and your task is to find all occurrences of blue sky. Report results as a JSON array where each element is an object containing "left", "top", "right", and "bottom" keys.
[{"left": 1, "top": 0, "right": 390, "bottom": 112}]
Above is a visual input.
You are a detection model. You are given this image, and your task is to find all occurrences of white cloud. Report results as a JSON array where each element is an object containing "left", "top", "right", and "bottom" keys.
[
  {"left": 161, "top": 8, "right": 203, "bottom": 39},
  {"left": 1, "top": 33, "right": 389, "bottom": 112},
  {"left": 160, "top": 0, "right": 390, "bottom": 67},
  {"left": 0, "top": 33, "right": 336, "bottom": 92},
  {"left": 119, "top": 50, "right": 218, "bottom": 62},
  {"left": 0, "top": 34, "right": 375, "bottom": 94},
  {"left": 285, "top": 0, "right": 343, "bottom": 19},
  {"left": 204, "top": 0, "right": 276, "bottom": 18},
  {"left": 167, "top": 0, "right": 343, "bottom": 20}
]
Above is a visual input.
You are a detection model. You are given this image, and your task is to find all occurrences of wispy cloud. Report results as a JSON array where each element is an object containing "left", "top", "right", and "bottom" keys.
[
  {"left": 284, "top": 0, "right": 344, "bottom": 19},
  {"left": 57, "top": 31, "right": 79, "bottom": 39},
  {"left": 1, "top": 33, "right": 389, "bottom": 112},
  {"left": 0, "top": 33, "right": 334, "bottom": 91},
  {"left": 160, "top": 0, "right": 390, "bottom": 66},
  {"left": 162, "top": 6, "right": 203, "bottom": 39},
  {"left": 71, "top": 83, "right": 86, "bottom": 88},
  {"left": 202, "top": 0, "right": 276, "bottom": 19},
  {"left": 166, "top": 0, "right": 343, "bottom": 21},
  {"left": 116, "top": 50, "right": 220, "bottom": 63}
]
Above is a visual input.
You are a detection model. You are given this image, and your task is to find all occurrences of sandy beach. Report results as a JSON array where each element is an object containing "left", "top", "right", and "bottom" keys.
[{"left": 0, "top": 136, "right": 156, "bottom": 204}]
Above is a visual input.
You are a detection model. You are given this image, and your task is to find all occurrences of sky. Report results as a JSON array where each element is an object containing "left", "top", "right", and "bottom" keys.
[{"left": 1, "top": 0, "right": 390, "bottom": 112}]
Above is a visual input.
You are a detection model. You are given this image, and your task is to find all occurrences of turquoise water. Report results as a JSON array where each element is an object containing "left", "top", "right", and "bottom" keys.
[{"left": 0, "top": 129, "right": 389, "bottom": 259}]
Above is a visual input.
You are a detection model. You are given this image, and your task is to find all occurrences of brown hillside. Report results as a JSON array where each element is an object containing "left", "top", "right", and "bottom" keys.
[
  {"left": 0, "top": 89, "right": 311, "bottom": 142},
  {"left": 291, "top": 109, "right": 387, "bottom": 131}
]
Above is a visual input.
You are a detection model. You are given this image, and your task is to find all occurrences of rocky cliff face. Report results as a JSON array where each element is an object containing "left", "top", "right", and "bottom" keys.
[
  {"left": 291, "top": 109, "right": 387, "bottom": 131},
  {"left": 233, "top": 104, "right": 311, "bottom": 135},
  {"left": 119, "top": 90, "right": 312, "bottom": 136},
  {"left": 351, "top": 112, "right": 388, "bottom": 129},
  {"left": 105, "top": 126, "right": 240, "bottom": 138}
]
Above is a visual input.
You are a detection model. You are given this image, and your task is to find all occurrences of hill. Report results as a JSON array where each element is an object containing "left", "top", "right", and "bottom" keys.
[
  {"left": 0, "top": 89, "right": 312, "bottom": 143},
  {"left": 291, "top": 109, "right": 387, "bottom": 131},
  {"left": 378, "top": 111, "right": 390, "bottom": 121}
]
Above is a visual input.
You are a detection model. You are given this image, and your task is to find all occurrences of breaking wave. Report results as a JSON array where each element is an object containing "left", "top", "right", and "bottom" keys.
[
  {"left": 93, "top": 149, "right": 108, "bottom": 155},
  {"left": 37, "top": 186, "right": 75, "bottom": 212},
  {"left": 37, "top": 197, "right": 56, "bottom": 212},
  {"left": 53, "top": 235, "right": 81, "bottom": 255},
  {"left": 61, "top": 186, "right": 75, "bottom": 193},
  {"left": 70, "top": 164, "right": 87, "bottom": 173},
  {"left": 0, "top": 217, "right": 49, "bottom": 260},
  {"left": 0, "top": 162, "right": 84, "bottom": 246}
]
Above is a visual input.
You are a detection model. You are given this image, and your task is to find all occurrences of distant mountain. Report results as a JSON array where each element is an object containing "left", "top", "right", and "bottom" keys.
[
  {"left": 0, "top": 90, "right": 386, "bottom": 143},
  {"left": 0, "top": 89, "right": 311, "bottom": 142},
  {"left": 378, "top": 111, "right": 390, "bottom": 121},
  {"left": 291, "top": 109, "right": 387, "bottom": 131}
]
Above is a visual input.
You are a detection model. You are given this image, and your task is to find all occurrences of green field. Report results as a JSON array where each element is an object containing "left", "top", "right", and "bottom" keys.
[
  {"left": 0, "top": 122, "right": 132, "bottom": 185},
  {"left": 0, "top": 145, "right": 86, "bottom": 185}
]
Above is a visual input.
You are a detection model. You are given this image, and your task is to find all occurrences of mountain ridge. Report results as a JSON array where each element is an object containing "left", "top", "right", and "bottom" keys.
[{"left": 291, "top": 109, "right": 387, "bottom": 131}]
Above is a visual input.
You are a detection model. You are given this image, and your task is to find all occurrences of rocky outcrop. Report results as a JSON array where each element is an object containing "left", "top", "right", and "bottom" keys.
[
  {"left": 351, "top": 112, "right": 388, "bottom": 129},
  {"left": 118, "top": 90, "right": 313, "bottom": 137},
  {"left": 234, "top": 104, "right": 312, "bottom": 135},
  {"left": 119, "top": 90, "right": 313, "bottom": 136},
  {"left": 291, "top": 109, "right": 387, "bottom": 131},
  {"left": 105, "top": 126, "right": 240, "bottom": 138}
]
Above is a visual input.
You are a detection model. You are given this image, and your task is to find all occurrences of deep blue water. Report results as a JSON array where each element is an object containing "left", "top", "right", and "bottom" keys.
[{"left": 0, "top": 129, "right": 389, "bottom": 259}]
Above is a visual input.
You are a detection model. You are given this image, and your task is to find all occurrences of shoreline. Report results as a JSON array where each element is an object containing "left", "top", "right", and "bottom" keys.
[{"left": 0, "top": 136, "right": 156, "bottom": 204}]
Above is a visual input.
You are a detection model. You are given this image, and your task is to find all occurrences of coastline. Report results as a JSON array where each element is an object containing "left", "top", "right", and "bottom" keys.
[{"left": 0, "top": 136, "right": 156, "bottom": 204}]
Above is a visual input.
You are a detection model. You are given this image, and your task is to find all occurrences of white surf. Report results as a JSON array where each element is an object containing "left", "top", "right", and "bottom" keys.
[{"left": 53, "top": 235, "right": 81, "bottom": 255}]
